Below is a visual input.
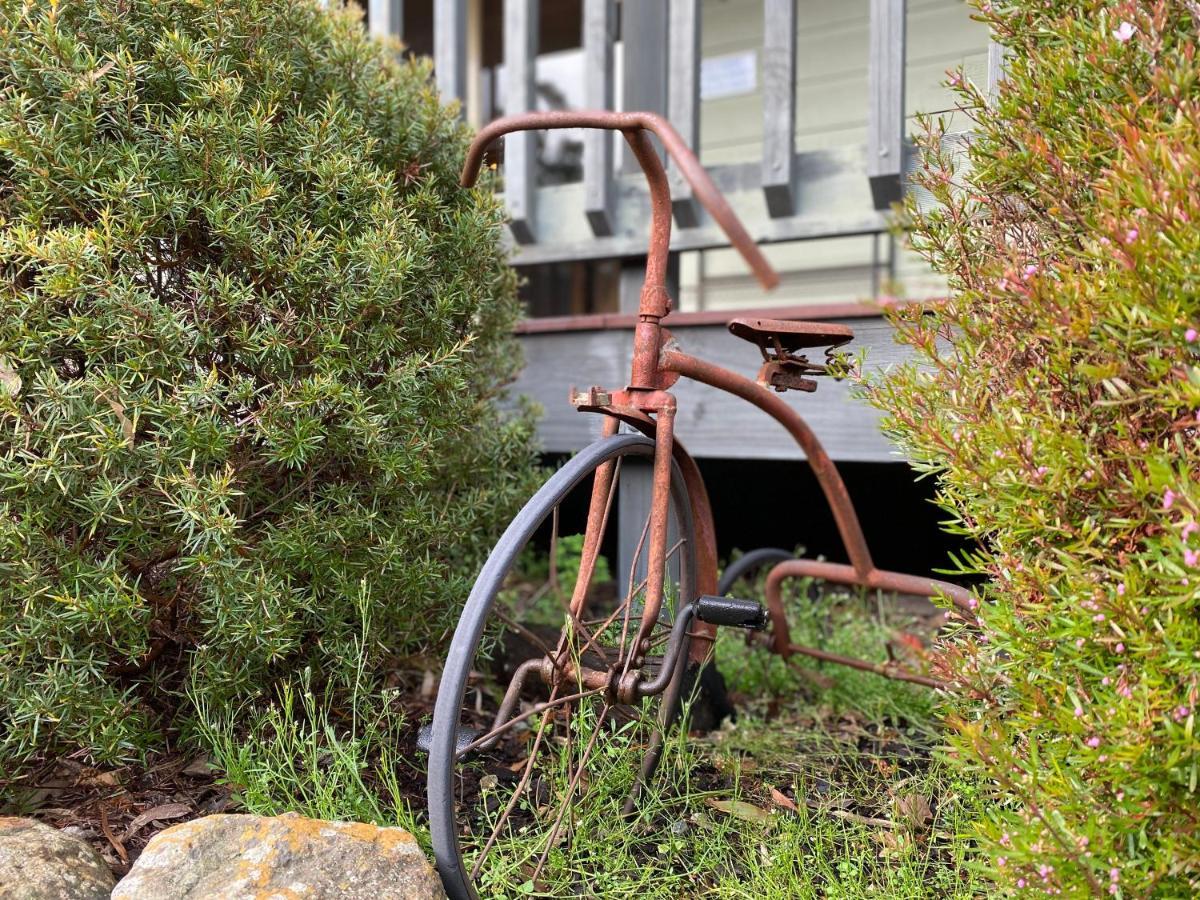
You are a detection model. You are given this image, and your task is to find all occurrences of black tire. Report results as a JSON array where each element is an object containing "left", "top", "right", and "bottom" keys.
[
  {"left": 717, "top": 547, "right": 795, "bottom": 597},
  {"left": 427, "top": 434, "right": 698, "bottom": 900}
]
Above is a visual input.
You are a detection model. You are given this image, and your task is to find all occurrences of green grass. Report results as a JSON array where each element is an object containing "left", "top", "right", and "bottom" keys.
[{"left": 192, "top": 574, "right": 990, "bottom": 898}]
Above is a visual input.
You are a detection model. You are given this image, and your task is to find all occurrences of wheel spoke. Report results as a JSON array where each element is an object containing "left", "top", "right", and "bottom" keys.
[
  {"left": 469, "top": 681, "right": 563, "bottom": 880},
  {"left": 458, "top": 687, "right": 606, "bottom": 758},
  {"left": 530, "top": 702, "right": 613, "bottom": 883}
]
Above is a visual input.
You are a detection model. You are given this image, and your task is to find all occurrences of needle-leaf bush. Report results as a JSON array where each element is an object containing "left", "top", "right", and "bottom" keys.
[
  {"left": 0, "top": 0, "right": 537, "bottom": 772},
  {"left": 871, "top": 1, "right": 1200, "bottom": 895}
]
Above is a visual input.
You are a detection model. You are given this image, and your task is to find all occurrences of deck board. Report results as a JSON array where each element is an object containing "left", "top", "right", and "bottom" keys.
[{"left": 509, "top": 316, "right": 913, "bottom": 462}]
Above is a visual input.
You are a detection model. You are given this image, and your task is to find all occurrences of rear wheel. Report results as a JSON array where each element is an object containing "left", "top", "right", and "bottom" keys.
[{"left": 427, "top": 433, "right": 698, "bottom": 900}]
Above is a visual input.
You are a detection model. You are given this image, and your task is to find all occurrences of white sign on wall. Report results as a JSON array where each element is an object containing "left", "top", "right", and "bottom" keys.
[{"left": 700, "top": 50, "right": 758, "bottom": 100}]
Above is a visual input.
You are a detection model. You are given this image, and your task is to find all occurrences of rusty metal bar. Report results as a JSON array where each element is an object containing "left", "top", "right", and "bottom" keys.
[
  {"left": 785, "top": 642, "right": 945, "bottom": 689},
  {"left": 571, "top": 414, "right": 622, "bottom": 617},
  {"left": 634, "top": 401, "right": 678, "bottom": 656},
  {"left": 660, "top": 348, "right": 875, "bottom": 578},
  {"left": 460, "top": 111, "right": 780, "bottom": 293}
]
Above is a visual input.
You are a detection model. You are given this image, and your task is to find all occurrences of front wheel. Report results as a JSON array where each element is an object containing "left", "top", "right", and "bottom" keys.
[{"left": 427, "top": 433, "right": 699, "bottom": 900}]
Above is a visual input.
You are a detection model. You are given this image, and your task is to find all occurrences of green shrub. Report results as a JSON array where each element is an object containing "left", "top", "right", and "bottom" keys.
[
  {"left": 0, "top": 0, "right": 537, "bottom": 772},
  {"left": 870, "top": 1, "right": 1200, "bottom": 894}
]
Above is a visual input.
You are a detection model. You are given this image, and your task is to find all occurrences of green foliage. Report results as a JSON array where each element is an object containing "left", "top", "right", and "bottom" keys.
[
  {"left": 869, "top": 1, "right": 1200, "bottom": 894},
  {"left": 0, "top": 0, "right": 538, "bottom": 773}
]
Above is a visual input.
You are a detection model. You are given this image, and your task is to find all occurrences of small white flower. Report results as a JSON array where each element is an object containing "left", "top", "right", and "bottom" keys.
[{"left": 1113, "top": 21, "right": 1136, "bottom": 42}]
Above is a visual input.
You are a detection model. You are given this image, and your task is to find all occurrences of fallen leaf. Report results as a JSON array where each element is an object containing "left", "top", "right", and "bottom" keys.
[
  {"left": 0, "top": 356, "right": 20, "bottom": 397},
  {"left": 181, "top": 756, "right": 213, "bottom": 777},
  {"left": 80, "top": 770, "right": 123, "bottom": 787},
  {"left": 893, "top": 793, "right": 933, "bottom": 830},
  {"left": 705, "top": 798, "right": 773, "bottom": 824},
  {"left": 768, "top": 786, "right": 797, "bottom": 812},
  {"left": 121, "top": 802, "right": 191, "bottom": 840}
]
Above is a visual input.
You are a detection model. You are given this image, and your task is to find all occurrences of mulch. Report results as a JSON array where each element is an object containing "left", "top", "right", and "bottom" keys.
[{"left": 5, "top": 752, "right": 232, "bottom": 878}]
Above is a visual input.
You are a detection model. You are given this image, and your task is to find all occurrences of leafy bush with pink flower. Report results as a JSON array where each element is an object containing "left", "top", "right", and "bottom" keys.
[{"left": 870, "top": 1, "right": 1200, "bottom": 895}]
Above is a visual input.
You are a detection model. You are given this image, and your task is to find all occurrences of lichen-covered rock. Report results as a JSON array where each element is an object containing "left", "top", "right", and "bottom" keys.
[
  {"left": 110, "top": 813, "right": 444, "bottom": 899},
  {"left": 0, "top": 817, "right": 114, "bottom": 900}
]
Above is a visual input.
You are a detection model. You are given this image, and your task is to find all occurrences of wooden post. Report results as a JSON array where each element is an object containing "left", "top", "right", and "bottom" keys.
[
  {"left": 621, "top": 0, "right": 668, "bottom": 171},
  {"left": 617, "top": 0, "right": 676, "bottom": 589},
  {"left": 866, "top": 0, "right": 906, "bottom": 209},
  {"left": 668, "top": 0, "right": 702, "bottom": 227},
  {"left": 617, "top": 263, "right": 681, "bottom": 590},
  {"left": 986, "top": 37, "right": 1006, "bottom": 103},
  {"left": 583, "top": 0, "right": 617, "bottom": 236},
  {"left": 434, "top": 0, "right": 467, "bottom": 108},
  {"left": 367, "top": 0, "right": 403, "bottom": 42},
  {"left": 504, "top": 0, "right": 538, "bottom": 244},
  {"left": 761, "top": 0, "right": 798, "bottom": 217}
]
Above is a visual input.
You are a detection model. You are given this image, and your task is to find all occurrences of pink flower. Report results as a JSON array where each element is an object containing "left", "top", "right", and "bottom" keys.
[
  {"left": 1102, "top": 676, "right": 1111, "bottom": 685},
  {"left": 1185, "top": 548, "right": 1199, "bottom": 568},
  {"left": 1093, "top": 613, "right": 1106, "bottom": 623},
  {"left": 1116, "top": 584, "right": 1126, "bottom": 596},
  {"left": 1110, "top": 868, "right": 1119, "bottom": 882},
  {"left": 1076, "top": 638, "right": 1086, "bottom": 648},
  {"left": 1188, "top": 328, "right": 1199, "bottom": 342},
  {"left": 1113, "top": 21, "right": 1136, "bottom": 42},
  {"left": 1115, "top": 643, "right": 1125, "bottom": 654},
  {"left": 1018, "top": 879, "right": 1027, "bottom": 889},
  {"left": 1087, "top": 736, "right": 1102, "bottom": 748},
  {"left": 1124, "top": 228, "right": 1139, "bottom": 244},
  {"left": 1182, "top": 522, "right": 1198, "bottom": 539},
  {"left": 1074, "top": 706, "right": 1084, "bottom": 717},
  {"left": 998, "top": 857, "right": 1007, "bottom": 867},
  {"left": 968, "top": 597, "right": 979, "bottom": 610},
  {"left": 1024, "top": 264, "right": 1039, "bottom": 278},
  {"left": 1109, "top": 887, "right": 1118, "bottom": 896},
  {"left": 1164, "top": 489, "right": 1177, "bottom": 510}
]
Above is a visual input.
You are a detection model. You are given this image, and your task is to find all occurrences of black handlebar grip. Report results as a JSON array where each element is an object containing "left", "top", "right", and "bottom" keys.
[{"left": 694, "top": 595, "right": 769, "bottom": 630}]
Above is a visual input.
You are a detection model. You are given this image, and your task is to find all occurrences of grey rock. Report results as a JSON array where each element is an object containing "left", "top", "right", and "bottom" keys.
[
  {"left": 111, "top": 812, "right": 444, "bottom": 899},
  {"left": 0, "top": 817, "right": 114, "bottom": 900}
]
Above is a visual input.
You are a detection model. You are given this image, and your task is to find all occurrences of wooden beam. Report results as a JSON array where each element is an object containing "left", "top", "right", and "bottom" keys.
[
  {"left": 761, "top": 0, "right": 798, "bottom": 218},
  {"left": 583, "top": 0, "right": 616, "bottom": 237},
  {"left": 367, "top": 0, "right": 403, "bottom": 41},
  {"left": 434, "top": 0, "right": 467, "bottom": 107},
  {"left": 509, "top": 319, "right": 908, "bottom": 462},
  {"left": 504, "top": 0, "right": 538, "bottom": 244},
  {"left": 986, "top": 37, "right": 1006, "bottom": 103},
  {"left": 501, "top": 148, "right": 888, "bottom": 266},
  {"left": 866, "top": 0, "right": 906, "bottom": 210},
  {"left": 668, "top": 0, "right": 702, "bottom": 227}
]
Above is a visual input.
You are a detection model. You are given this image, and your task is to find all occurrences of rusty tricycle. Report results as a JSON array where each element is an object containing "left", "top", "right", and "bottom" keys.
[{"left": 425, "top": 111, "right": 973, "bottom": 900}]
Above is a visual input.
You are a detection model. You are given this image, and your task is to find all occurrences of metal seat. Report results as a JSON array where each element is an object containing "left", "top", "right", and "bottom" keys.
[{"left": 727, "top": 317, "right": 854, "bottom": 353}]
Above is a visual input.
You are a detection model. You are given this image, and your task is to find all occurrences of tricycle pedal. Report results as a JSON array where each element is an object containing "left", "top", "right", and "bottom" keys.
[{"left": 694, "top": 595, "right": 769, "bottom": 630}]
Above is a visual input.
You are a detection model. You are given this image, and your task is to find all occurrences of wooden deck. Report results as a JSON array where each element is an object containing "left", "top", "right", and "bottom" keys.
[{"left": 510, "top": 312, "right": 912, "bottom": 463}]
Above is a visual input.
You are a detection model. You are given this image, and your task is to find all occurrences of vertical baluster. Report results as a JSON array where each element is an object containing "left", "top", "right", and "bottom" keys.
[
  {"left": 504, "top": 0, "right": 538, "bottom": 244},
  {"left": 583, "top": 0, "right": 616, "bottom": 237},
  {"left": 668, "top": 0, "right": 701, "bottom": 227},
  {"left": 435, "top": 0, "right": 467, "bottom": 108},
  {"left": 761, "top": 0, "right": 798, "bottom": 218},
  {"left": 986, "top": 37, "right": 1006, "bottom": 103},
  {"left": 367, "top": 0, "right": 403, "bottom": 42},
  {"left": 866, "top": 0, "right": 906, "bottom": 209}
]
